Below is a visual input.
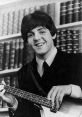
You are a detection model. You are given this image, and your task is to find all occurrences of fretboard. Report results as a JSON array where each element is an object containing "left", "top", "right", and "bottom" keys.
[{"left": 5, "top": 85, "right": 52, "bottom": 108}]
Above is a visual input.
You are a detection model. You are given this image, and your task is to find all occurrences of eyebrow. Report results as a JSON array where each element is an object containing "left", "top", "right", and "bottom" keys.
[
  {"left": 37, "top": 27, "right": 46, "bottom": 31},
  {"left": 28, "top": 27, "right": 46, "bottom": 34}
]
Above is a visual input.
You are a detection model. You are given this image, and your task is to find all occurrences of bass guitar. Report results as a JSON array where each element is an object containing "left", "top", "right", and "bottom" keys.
[{"left": 4, "top": 85, "right": 82, "bottom": 117}]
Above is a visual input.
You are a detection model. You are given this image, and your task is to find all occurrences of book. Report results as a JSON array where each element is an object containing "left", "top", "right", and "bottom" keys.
[
  {"left": 72, "top": 28, "right": 79, "bottom": 53},
  {"left": 78, "top": 27, "right": 82, "bottom": 53},
  {"left": 60, "top": 29, "right": 67, "bottom": 52},
  {"left": 0, "top": 42, "right": 4, "bottom": 71},
  {"left": 7, "top": 11, "right": 14, "bottom": 35},
  {"left": 18, "top": 38, "right": 24, "bottom": 68},
  {"left": 0, "top": 14, "right": 3, "bottom": 36},
  {"left": 56, "top": 30, "right": 60, "bottom": 49},
  {"left": 9, "top": 40, "right": 15, "bottom": 69},
  {"left": 12, "top": 10, "right": 19, "bottom": 34},
  {"left": 14, "top": 39, "right": 19, "bottom": 68},
  {"left": 40, "top": 4, "right": 48, "bottom": 13},
  {"left": 80, "top": 0, "right": 82, "bottom": 21},
  {"left": 3, "top": 42, "right": 10, "bottom": 70},
  {"left": 73, "top": 0, "right": 80, "bottom": 22},
  {"left": 60, "top": 2, "right": 67, "bottom": 24},
  {"left": 2, "top": 13, "right": 9, "bottom": 36},
  {"left": 17, "top": 9, "right": 24, "bottom": 33},
  {"left": 47, "top": 3, "right": 55, "bottom": 23},
  {"left": 66, "top": 0, "right": 73, "bottom": 23}
]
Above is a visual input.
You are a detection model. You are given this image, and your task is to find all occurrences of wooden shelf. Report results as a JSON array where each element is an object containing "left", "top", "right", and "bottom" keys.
[
  {"left": 56, "top": 21, "right": 82, "bottom": 29},
  {"left": 0, "top": 33, "right": 21, "bottom": 41},
  {"left": 0, "top": 68, "right": 20, "bottom": 75}
]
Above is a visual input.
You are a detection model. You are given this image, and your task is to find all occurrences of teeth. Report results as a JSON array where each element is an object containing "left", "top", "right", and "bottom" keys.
[{"left": 35, "top": 43, "right": 44, "bottom": 47}]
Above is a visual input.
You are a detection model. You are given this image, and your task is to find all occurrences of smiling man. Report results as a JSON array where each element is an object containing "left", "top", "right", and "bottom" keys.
[{"left": 0, "top": 10, "right": 82, "bottom": 117}]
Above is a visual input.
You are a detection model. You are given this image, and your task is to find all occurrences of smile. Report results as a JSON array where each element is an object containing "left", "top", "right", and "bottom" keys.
[{"left": 35, "top": 42, "right": 45, "bottom": 47}]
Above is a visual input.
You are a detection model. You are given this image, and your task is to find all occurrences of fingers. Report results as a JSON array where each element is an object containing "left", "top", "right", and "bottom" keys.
[
  {"left": 0, "top": 81, "right": 6, "bottom": 100},
  {"left": 0, "top": 89, "right": 6, "bottom": 96},
  {"left": 2, "top": 81, "right": 6, "bottom": 85},
  {"left": 47, "top": 86, "right": 56, "bottom": 100},
  {"left": 0, "top": 85, "right": 4, "bottom": 91},
  {"left": 47, "top": 85, "right": 71, "bottom": 112}
]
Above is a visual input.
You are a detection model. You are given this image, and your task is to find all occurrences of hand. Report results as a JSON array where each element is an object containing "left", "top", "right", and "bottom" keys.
[
  {"left": 0, "top": 82, "right": 6, "bottom": 100},
  {"left": 47, "top": 85, "right": 72, "bottom": 112},
  {"left": 0, "top": 81, "right": 15, "bottom": 107}
]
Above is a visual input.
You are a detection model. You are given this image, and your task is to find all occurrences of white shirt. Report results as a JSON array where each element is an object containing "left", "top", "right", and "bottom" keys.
[{"left": 36, "top": 47, "right": 57, "bottom": 77}]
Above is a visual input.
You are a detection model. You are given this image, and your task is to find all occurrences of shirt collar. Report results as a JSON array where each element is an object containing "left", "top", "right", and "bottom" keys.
[{"left": 36, "top": 47, "right": 57, "bottom": 67}]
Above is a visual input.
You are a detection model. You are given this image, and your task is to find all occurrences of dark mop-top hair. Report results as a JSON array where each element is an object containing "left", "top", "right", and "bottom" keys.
[{"left": 21, "top": 10, "right": 57, "bottom": 42}]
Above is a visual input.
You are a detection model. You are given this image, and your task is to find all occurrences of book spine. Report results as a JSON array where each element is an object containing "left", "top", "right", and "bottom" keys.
[
  {"left": 66, "top": 29, "right": 73, "bottom": 53},
  {"left": 66, "top": 0, "right": 73, "bottom": 23},
  {"left": 72, "top": 28, "right": 79, "bottom": 53},
  {"left": 80, "top": 0, "right": 82, "bottom": 21},
  {"left": 47, "top": 3, "right": 55, "bottom": 23},
  {"left": 79, "top": 27, "right": 82, "bottom": 53},
  {"left": 40, "top": 4, "right": 48, "bottom": 13},
  {"left": 7, "top": 11, "right": 13, "bottom": 35},
  {"left": 60, "top": 29, "right": 67, "bottom": 52},
  {"left": 35, "top": 5, "right": 41, "bottom": 11},
  {"left": 24, "top": 7, "right": 29, "bottom": 15},
  {"left": 0, "top": 42, "right": 4, "bottom": 71},
  {"left": 73, "top": 0, "right": 80, "bottom": 22},
  {"left": 9, "top": 40, "right": 15, "bottom": 69},
  {"left": 56, "top": 30, "right": 60, "bottom": 49},
  {"left": 14, "top": 39, "right": 19, "bottom": 68},
  {"left": 3, "top": 42, "right": 10, "bottom": 70},
  {"left": 17, "top": 9, "right": 24, "bottom": 33},
  {"left": 18, "top": 38, "right": 24, "bottom": 68},
  {"left": 29, "top": 7, "right": 36, "bottom": 14},
  {"left": 60, "top": 2, "right": 67, "bottom": 24},
  {"left": 12, "top": 10, "right": 19, "bottom": 34},
  {"left": 2, "top": 13, "right": 8, "bottom": 36},
  {"left": 0, "top": 14, "right": 3, "bottom": 36}
]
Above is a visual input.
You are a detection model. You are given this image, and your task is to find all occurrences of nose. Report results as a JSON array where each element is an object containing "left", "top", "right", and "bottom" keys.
[{"left": 34, "top": 32, "right": 40, "bottom": 40}]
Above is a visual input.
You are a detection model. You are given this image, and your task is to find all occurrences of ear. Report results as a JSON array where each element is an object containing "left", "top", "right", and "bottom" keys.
[{"left": 52, "top": 34, "right": 56, "bottom": 40}]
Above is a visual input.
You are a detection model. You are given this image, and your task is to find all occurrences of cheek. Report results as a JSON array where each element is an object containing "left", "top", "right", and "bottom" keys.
[{"left": 28, "top": 39, "right": 33, "bottom": 45}]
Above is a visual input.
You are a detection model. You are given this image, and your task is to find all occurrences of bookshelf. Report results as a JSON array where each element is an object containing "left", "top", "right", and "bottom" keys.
[{"left": 0, "top": 0, "right": 82, "bottom": 116}]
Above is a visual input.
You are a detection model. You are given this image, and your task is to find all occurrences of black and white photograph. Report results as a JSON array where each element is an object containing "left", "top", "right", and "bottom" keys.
[{"left": 0, "top": 0, "right": 82, "bottom": 117}]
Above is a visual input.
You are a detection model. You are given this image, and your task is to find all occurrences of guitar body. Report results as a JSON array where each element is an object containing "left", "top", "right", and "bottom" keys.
[{"left": 41, "top": 100, "right": 82, "bottom": 117}]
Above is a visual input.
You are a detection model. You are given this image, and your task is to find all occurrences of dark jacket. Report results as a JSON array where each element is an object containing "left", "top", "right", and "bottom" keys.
[{"left": 13, "top": 50, "right": 82, "bottom": 117}]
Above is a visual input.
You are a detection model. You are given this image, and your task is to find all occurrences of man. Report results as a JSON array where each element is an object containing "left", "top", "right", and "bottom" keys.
[{"left": 0, "top": 10, "right": 82, "bottom": 117}]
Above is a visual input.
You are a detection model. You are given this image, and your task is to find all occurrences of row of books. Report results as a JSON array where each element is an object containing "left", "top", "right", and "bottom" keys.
[
  {"left": 0, "top": 75, "right": 18, "bottom": 108},
  {"left": 56, "top": 27, "right": 80, "bottom": 53},
  {"left": 0, "top": 3, "right": 56, "bottom": 36},
  {"left": 60, "top": 0, "right": 82, "bottom": 24},
  {"left": 0, "top": 37, "right": 24, "bottom": 71},
  {"left": 0, "top": 6, "right": 40, "bottom": 36}
]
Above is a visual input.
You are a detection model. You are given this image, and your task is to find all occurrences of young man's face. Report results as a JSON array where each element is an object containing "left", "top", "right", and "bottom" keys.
[{"left": 27, "top": 26, "right": 55, "bottom": 57}]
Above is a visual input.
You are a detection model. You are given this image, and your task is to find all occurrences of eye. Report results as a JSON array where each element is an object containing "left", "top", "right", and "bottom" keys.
[
  {"left": 27, "top": 33, "right": 34, "bottom": 38},
  {"left": 39, "top": 30, "right": 46, "bottom": 34}
]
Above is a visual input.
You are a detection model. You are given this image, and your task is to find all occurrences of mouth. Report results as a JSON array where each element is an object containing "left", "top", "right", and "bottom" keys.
[{"left": 35, "top": 42, "right": 46, "bottom": 47}]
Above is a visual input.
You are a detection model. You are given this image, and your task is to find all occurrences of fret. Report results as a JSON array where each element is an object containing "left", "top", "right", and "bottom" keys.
[{"left": 5, "top": 85, "right": 52, "bottom": 108}]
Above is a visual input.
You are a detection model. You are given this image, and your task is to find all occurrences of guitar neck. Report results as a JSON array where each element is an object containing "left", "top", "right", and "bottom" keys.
[{"left": 5, "top": 85, "right": 52, "bottom": 108}]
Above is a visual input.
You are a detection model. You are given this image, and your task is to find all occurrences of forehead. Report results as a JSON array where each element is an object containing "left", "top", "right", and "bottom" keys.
[{"left": 29, "top": 26, "right": 46, "bottom": 33}]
